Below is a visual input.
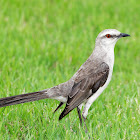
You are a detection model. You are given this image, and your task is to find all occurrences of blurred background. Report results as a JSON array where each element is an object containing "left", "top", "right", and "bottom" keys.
[{"left": 0, "top": 0, "right": 139, "bottom": 139}]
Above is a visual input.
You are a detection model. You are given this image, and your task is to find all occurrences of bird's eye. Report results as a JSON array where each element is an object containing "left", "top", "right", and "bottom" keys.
[{"left": 106, "top": 34, "right": 111, "bottom": 38}]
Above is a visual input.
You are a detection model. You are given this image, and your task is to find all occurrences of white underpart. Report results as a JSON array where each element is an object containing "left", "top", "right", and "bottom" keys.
[
  {"left": 51, "top": 96, "right": 67, "bottom": 103},
  {"left": 82, "top": 42, "right": 115, "bottom": 118}
]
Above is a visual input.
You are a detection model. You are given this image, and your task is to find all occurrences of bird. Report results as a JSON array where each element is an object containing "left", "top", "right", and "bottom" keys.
[{"left": 0, "top": 29, "right": 130, "bottom": 132}]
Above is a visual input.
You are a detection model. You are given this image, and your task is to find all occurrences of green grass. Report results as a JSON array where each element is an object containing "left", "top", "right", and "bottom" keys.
[{"left": 0, "top": 0, "right": 139, "bottom": 139}]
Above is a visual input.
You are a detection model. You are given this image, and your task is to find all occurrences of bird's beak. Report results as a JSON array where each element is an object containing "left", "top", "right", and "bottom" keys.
[{"left": 118, "top": 33, "right": 130, "bottom": 38}]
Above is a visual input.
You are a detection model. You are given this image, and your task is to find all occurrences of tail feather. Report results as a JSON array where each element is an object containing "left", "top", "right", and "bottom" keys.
[
  {"left": 0, "top": 90, "right": 49, "bottom": 108},
  {"left": 53, "top": 102, "right": 64, "bottom": 114},
  {"left": 59, "top": 107, "right": 71, "bottom": 120}
]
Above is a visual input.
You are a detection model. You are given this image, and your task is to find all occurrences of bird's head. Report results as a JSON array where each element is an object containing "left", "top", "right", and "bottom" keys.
[{"left": 96, "top": 29, "right": 130, "bottom": 48}]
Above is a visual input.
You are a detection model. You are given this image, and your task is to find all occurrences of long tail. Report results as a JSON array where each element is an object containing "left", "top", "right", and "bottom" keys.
[{"left": 0, "top": 90, "right": 49, "bottom": 108}]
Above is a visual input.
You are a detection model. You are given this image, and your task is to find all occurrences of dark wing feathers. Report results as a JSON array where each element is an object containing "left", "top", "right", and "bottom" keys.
[{"left": 59, "top": 62, "right": 109, "bottom": 120}]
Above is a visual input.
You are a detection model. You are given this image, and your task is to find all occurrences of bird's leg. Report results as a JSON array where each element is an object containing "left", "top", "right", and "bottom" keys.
[
  {"left": 82, "top": 114, "right": 88, "bottom": 133},
  {"left": 77, "top": 107, "right": 82, "bottom": 126},
  {"left": 82, "top": 116, "right": 91, "bottom": 139}
]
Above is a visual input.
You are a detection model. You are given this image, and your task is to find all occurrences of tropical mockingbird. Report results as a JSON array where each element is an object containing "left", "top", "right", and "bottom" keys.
[{"left": 0, "top": 29, "right": 130, "bottom": 131}]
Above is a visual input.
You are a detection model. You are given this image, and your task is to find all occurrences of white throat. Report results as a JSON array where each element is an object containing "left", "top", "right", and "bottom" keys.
[{"left": 92, "top": 42, "right": 115, "bottom": 70}]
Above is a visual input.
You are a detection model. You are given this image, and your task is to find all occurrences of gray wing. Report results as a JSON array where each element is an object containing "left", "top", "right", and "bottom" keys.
[{"left": 59, "top": 62, "right": 109, "bottom": 120}]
